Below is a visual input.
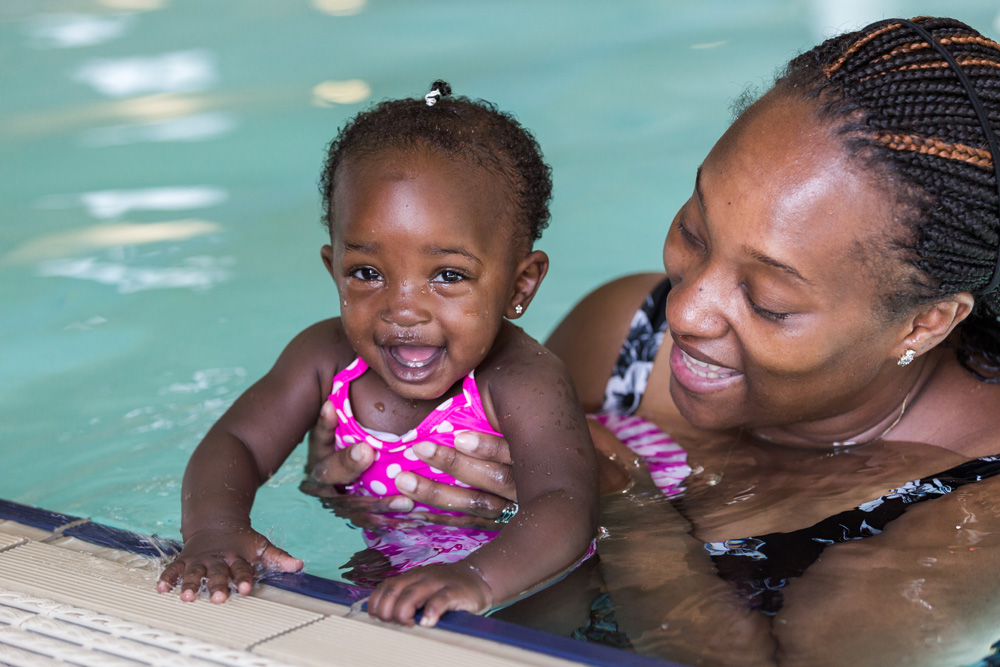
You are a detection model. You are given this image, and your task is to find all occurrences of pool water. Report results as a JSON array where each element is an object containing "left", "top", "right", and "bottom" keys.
[{"left": 2, "top": 0, "right": 999, "bottom": 662}]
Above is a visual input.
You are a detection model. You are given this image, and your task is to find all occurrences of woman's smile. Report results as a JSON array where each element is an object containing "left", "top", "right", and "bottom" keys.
[{"left": 669, "top": 343, "right": 743, "bottom": 394}]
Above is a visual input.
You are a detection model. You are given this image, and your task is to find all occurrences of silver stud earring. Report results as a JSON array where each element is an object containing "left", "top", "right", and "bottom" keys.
[
  {"left": 898, "top": 349, "right": 915, "bottom": 366},
  {"left": 514, "top": 304, "right": 524, "bottom": 315}
]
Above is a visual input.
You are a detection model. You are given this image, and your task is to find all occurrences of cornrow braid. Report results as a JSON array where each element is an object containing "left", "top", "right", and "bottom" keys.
[{"left": 778, "top": 16, "right": 1000, "bottom": 382}]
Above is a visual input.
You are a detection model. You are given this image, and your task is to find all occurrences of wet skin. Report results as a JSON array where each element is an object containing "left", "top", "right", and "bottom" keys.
[
  {"left": 159, "top": 145, "right": 599, "bottom": 628},
  {"left": 309, "top": 92, "right": 999, "bottom": 664}
]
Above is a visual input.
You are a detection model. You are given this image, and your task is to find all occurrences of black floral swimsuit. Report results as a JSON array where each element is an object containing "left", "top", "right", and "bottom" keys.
[{"left": 603, "top": 277, "right": 1000, "bottom": 615}]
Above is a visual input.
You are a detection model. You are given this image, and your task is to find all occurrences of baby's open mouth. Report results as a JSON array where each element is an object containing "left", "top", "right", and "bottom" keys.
[{"left": 388, "top": 345, "right": 442, "bottom": 369}]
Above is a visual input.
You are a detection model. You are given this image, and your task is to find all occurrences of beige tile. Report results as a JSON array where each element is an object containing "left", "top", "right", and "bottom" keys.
[{"left": 0, "top": 542, "right": 321, "bottom": 650}]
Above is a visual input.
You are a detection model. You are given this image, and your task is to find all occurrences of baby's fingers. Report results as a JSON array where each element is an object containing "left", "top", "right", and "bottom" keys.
[
  {"left": 205, "top": 560, "right": 239, "bottom": 603},
  {"left": 156, "top": 558, "right": 186, "bottom": 593},
  {"left": 418, "top": 588, "right": 486, "bottom": 628},
  {"left": 179, "top": 562, "right": 208, "bottom": 602},
  {"left": 260, "top": 543, "right": 304, "bottom": 575}
]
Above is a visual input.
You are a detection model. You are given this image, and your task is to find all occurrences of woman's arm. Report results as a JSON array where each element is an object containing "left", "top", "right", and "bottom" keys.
[{"left": 158, "top": 320, "right": 347, "bottom": 601}]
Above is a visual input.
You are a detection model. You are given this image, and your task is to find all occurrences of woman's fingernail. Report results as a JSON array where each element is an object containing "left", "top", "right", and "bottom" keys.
[
  {"left": 389, "top": 497, "right": 414, "bottom": 511},
  {"left": 454, "top": 431, "right": 477, "bottom": 453},
  {"left": 321, "top": 401, "right": 334, "bottom": 418},
  {"left": 350, "top": 443, "right": 368, "bottom": 462},
  {"left": 396, "top": 472, "right": 417, "bottom": 493},
  {"left": 413, "top": 441, "right": 436, "bottom": 458}
]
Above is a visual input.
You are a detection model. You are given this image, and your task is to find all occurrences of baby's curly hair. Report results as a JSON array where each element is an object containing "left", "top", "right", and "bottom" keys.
[{"left": 319, "top": 81, "right": 552, "bottom": 249}]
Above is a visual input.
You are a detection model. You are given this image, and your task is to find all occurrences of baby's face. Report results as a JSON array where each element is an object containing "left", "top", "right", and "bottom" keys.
[{"left": 324, "top": 147, "right": 522, "bottom": 401}]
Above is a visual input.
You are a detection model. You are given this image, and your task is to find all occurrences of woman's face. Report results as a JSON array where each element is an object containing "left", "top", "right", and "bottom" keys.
[{"left": 663, "top": 92, "right": 910, "bottom": 438}]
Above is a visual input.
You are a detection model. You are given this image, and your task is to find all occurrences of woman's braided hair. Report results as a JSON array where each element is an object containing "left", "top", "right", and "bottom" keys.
[
  {"left": 776, "top": 16, "right": 1000, "bottom": 381},
  {"left": 319, "top": 81, "right": 552, "bottom": 250}
]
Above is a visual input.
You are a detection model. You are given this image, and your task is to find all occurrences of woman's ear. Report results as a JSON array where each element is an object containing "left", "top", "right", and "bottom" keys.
[
  {"left": 320, "top": 245, "right": 336, "bottom": 281},
  {"left": 894, "top": 292, "right": 975, "bottom": 361},
  {"left": 506, "top": 250, "right": 549, "bottom": 319}
]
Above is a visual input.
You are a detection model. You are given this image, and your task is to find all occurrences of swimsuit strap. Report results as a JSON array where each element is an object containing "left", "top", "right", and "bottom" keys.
[
  {"left": 601, "top": 277, "right": 671, "bottom": 415},
  {"left": 708, "top": 455, "right": 1000, "bottom": 614},
  {"left": 333, "top": 356, "right": 368, "bottom": 386}
]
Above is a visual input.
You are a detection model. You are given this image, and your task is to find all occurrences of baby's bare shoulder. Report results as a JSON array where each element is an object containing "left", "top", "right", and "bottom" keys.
[{"left": 272, "top": 318, "right": 355, "bottom": 382}]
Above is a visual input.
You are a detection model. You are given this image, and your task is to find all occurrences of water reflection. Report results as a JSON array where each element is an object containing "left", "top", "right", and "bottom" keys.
[
  {"left": 312, "top": 79, "right": 371, "bottom": 107},
  {"left": 37, "top": 254, "right": 232, "bottom": 293},
  {"left": 312, "top": 0, "right": 367, "bottom": 17},
  {"left": 26, "top": 13, "right": 133, "bottom": 49},
  {"left": 80, "top": 111, "right": 235, "bottom": 146},
  {"left": 37, "top": 186, "right": 227, "bottom": 219},
  {"left": 74, "top": 49, "right": 216, "bottom": 97},
  {"left": 6, "top": 220, "right": 220, "bottom": 262}
]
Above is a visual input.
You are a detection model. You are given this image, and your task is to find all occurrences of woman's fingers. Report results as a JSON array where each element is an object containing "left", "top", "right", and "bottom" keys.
[
  {"left": 307, "top": 442, "right": 374, "bottom": 486},
  {"left": 411, "top": 439, "right": 516, "bottom": 501},
  {"left": 395, "top": 470, "right": 513, "bottom": 518},
  {"left": 454, "top": 430, "right": 514, "bottom": 465}
]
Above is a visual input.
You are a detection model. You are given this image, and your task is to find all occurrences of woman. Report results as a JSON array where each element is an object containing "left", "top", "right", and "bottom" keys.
[{"left": 308, "top": 17, "right": 1000, "bottom": 666}]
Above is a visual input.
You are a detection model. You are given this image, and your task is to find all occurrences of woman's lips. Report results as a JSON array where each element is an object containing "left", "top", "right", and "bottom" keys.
[{"left": 669, "top": 344, "right": 743, "bottom": 394}]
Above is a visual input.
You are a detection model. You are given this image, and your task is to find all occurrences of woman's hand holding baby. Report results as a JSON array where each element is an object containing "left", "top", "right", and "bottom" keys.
[
  {"left": 157, "top": 526, "right": 303, "bottom": 603},
  {"left": 304, "top": 399, "right": 518, "bottom": 520},
  {"left": 367, "top": 562, "right": 493, "bottom": 628}
]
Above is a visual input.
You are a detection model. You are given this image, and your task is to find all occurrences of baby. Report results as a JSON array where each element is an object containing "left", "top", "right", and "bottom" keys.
[{"left": 158, "top": 82, "right": 599, "bottom": 627}]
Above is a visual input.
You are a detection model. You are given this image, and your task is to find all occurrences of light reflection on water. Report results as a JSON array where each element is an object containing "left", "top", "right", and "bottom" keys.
[{"left": 3, "top": 1, "right": 1000, "bottom": 665}]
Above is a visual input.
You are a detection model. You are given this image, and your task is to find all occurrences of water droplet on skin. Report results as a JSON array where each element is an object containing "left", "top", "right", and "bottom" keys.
[{"left": 374, "top": 402, "right": 384, "bottom": 412}]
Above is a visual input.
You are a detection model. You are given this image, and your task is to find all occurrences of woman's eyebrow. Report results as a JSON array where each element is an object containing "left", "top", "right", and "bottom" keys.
[
  {"left": 696, "top": 164, "right": 812, "bottom": 285},
  {"left": 742, "top": 246, "right": 813, "bottom": 284}
]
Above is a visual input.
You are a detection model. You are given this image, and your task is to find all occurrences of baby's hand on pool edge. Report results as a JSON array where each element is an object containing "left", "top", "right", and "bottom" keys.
[
  {"left": 156, "top": 526, "right": 303, "bottom": 603},
  {"left": 368, "top": 562, "right": 493, "bottom": 627}
]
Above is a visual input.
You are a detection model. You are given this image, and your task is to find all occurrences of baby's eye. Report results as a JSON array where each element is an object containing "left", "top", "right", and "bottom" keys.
[
  {"left": 350, "top": 266, "right": 382, "bottom": 281},
  {"left": 432, "top": 269, "right": 467, "bottom": 284}
]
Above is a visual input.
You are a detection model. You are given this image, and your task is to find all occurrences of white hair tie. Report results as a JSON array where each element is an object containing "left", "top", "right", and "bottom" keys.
[{"left": 425, "top": 90, "right": 442, "bottom": 107}]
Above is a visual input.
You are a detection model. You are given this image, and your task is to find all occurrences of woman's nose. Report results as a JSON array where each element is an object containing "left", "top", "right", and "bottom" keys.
[
  {"left": 380, "top": 281, "right": 431, "bottom": 326},
  {"left": 665, "top": 264, "right": 730, "bottom": 340}
]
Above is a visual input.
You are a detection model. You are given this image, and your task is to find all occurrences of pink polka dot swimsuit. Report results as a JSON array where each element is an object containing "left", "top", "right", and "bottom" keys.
[{"left": 330, "top": 357, "right": 502, "bottom": 512}]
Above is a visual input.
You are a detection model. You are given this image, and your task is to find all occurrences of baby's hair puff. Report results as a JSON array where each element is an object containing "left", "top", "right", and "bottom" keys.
[{"left": 319, "top": 80, "right": 553, "bottom": 249}]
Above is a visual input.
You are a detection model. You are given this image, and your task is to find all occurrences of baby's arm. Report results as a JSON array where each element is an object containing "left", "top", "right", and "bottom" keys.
[
  {"left": 157, "top": 320, "right": 349, "bottom": 602},
  {"left": 368, "top": 335, "right": 600, "bottom": 626}
]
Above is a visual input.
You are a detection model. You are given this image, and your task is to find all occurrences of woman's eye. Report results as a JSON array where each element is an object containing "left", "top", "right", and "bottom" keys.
[
  {"left": 748, "top": 298, "right": 790, "bottom": 322},
  {"left": 350, "top": 266, "right": 382, "bottom": 281},
  {"left": 677, "top": 220, "right": 705, "bottom": 248},
  {"left": 433, "top": 270, "right": 466, "bottom": 284}
]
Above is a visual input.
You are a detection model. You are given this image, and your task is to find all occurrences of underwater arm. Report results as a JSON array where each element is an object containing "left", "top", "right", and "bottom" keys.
[
  {"left": 157, "top": 321, "right": 344, "bottom": 602},
  {"left": 774, "top": 472, "right": 1000, "bottom": 666}
]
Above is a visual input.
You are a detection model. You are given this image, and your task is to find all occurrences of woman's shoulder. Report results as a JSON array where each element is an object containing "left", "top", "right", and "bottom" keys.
[{"left": 546, "top": 272, "right": 668, "bottom": 411}]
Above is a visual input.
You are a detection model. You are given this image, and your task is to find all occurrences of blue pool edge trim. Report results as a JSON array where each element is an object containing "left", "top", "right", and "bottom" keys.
[{"left": 0, "top": 498, "right": 685, "bottom": 667}]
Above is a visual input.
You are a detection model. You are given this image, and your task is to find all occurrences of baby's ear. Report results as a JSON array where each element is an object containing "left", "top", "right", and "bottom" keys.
[
  {"left": 320, "top": 245, "right": 336, "bottom": 281},
  {"left": 506, "top": 250, "right": 549, "bottom": 319}
]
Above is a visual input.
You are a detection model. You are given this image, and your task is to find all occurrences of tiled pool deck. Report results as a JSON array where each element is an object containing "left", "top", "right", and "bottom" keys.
[{"left": 0, "top": 500, "right": 676, "bottom": 667}]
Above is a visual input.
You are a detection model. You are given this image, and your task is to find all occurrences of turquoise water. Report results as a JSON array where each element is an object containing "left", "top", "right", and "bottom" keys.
[{"left": 2, "top": 0, "right": 998, "bottom": 655}]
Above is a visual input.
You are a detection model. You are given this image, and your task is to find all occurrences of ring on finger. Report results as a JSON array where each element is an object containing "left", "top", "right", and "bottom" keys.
[{"left": 495, "top": 501, "right": 519, "bottom": 525}]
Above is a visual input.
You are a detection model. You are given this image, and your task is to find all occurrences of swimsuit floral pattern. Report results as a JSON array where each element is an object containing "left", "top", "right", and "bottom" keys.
[{"left": 601, "top": 279, "right": 670, "bottom": 416}]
